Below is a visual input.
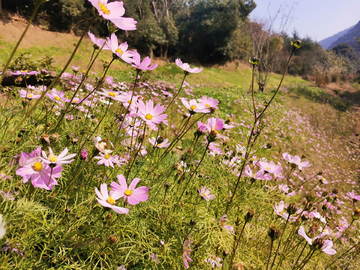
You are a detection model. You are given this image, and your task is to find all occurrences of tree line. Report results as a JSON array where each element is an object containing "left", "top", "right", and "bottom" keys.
[{"left": 2, "top": 0, "right": 359, "bottom": 86}]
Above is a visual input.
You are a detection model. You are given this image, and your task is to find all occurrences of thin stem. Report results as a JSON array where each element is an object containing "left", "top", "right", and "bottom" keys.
[
  {"left": 266, "top": 240, "right": 274, "bottom": 270},
  {"left": 257, "top": 48, "right": 295, "bottom": 121},
  {"left": 229, "top": 221, "right": 248, "bottom": 268},
  {"left": 251, "top": 64, "right": 256, "bottom": 121},
  {"left": 291, "top": 242, "right": 307, "bottom": 270},
  {"left": 164, "top": 73, "right": 187, "bottom": 113},
  {"left": 270, "top": 215, "right": 291, "bottom": 269},
  {"left": 297, "top": 250, "right": 315, "bottom": 270}
]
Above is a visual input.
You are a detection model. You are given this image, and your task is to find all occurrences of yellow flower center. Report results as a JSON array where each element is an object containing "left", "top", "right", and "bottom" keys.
[
  {"left": 212, "top": 256, "right": 217, "bottom": 260},
  {"left": 145, "top": 114, "right": 153, "bottom": 120},
  {"left": 280, "top": 211, "right": 284, "bottom": 215},
  {"left": 72, "top": 98, "right": 78, "bottom": 103},
  {"left": 106, "top": 196, "right": 115, "bottom": 205},
  {"left": 27, "top": 94, "right": 33, "bottom": 98},
  {"left": 206, "top": 104, "right": 210, "bottom": 108},
  {"left": 190, "top": 105, "right": 197, "bottom": 110},
  {"left": 108, "top": 92, "right": 116, "bottom": 97},
  {"left": 49, "top": 155, "right": 58, "bottom": 163},
  {"left": 128, "top": 100, "right": 133, "bottom": 104},
  {"left": 33, "top": 162, "right": 43, "bottom": 172},
  {"left": 55, "top": 96, "right": 61, "bottom": 101},
  {"left": 266, "top": 167, "right": 270, "bottom": 170},
  {"left": 104, "top": 154, "right": 111, "bottom": 159},
  {"left": 211, "top": 129, "right": 218, "bottom": 135},
  {"left": 157, "top": 144, "right": 162, "bottom": 147},
  {"left": 98, "top": 1, "right": 110, "bottom": 15},
  {"left": 115, "top": 48, "right": 123, "bottom": 55},
  {"left": 124, "top": 189, "right": 133, "bottom": 196},
  {"left": 202, "top": 193, "right": 207, "bottom": 198}
]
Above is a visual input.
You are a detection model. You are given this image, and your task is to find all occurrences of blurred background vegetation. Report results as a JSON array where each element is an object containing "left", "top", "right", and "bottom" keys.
[{"left": 1, "top": 0, "right": 360, "bottom": 90}]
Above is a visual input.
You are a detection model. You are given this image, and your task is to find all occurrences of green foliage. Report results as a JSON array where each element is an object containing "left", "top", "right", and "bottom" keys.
[
  {"left": 8, "top": 53, "right": 54, "bottom": 71},
  {"left": 177, "top": 0, "right": 256, "bottom": 63}
]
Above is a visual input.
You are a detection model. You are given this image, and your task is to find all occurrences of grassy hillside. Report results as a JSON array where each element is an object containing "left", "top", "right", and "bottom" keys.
[{"left": 0, "top": 17, "right": 360, "bottom": 269}]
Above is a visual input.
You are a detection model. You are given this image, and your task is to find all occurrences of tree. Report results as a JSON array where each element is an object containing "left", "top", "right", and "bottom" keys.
[{"left": 177, "top": 0, "right": 256, "bottom": 64}]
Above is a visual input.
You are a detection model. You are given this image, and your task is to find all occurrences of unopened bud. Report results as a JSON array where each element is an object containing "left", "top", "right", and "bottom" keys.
[
  {"left": 249, "top": 56, "right": 259, "bottom": 65},
  {"left": 292, "top": 39, "right": 302, "bottom": 49},
  {"left": 244, "top": 209, "right": 254, "bottom": 222},
  {"left": 268, "top": 225, "right": 281, "bottom": 240},
  {"left": 353, "top": 209, "right": 360, "bottom": 220},
  {"left": 108, "top": 235, "right": 118, "bottom": 244}
]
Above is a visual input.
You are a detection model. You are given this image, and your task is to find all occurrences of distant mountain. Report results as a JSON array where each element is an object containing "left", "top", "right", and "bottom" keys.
[
  {"left": 319, "top": 25, "right": 355, "bottom": 49},
  {"left": 329, "top": 21, "right": 360, "bottom": 52}
]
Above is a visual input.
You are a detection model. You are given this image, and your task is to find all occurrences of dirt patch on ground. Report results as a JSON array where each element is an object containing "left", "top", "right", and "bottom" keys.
[{"left": 0, "top": 11, "right": 78, "bottom": 49}]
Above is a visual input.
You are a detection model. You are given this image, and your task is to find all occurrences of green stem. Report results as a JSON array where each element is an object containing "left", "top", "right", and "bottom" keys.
[{"left": 164, "top": 73, "right": 187, "bottom": 113}]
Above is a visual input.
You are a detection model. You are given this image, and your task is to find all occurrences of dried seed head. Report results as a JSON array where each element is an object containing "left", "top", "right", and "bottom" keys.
[{"left": 108, "top": 235, "right": 118, "bottom": 244}]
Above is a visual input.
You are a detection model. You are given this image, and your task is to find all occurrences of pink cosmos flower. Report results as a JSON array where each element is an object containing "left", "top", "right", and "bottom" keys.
[
  {"left": 149, "top": 137, "right": 171, "bottom": 148},
  {"left": 298, "top": 226, "right": 336, "bottom": 255},
  {"left": 64, "top": 96, "right": 84, "bottom": 104},
  {"left": 41, "top": 147, "right": 76, "bottom": 166},
  {"left": 16, "top": 147, "right": 62, "bottom": 190},
  {"left": 18, "top": 89, "right": 41, "bottom": 99},
  {"left": 88, "top": 0, "right": 137, "bottom": 31},
  {"left": 117, "top": 91, "right": 139, "bottom": 109},
  {"left": 219, "top": 215, "right": 234, "bottom": 234},
  {"left": 200, "top": 96, "right": 219, "bottom": 110},
  {"left": 46, "top": 89, "right": 66, "bottom": 107},
  {"left": 106, "top": 33, "right": 133, "bottom": 63},
  {"left": 94, "top": 153, "right": 120, "bottom": 168},
  {"left": 205, "top": 254, "right": 222, "bottom": 268},
  {"left": 175, "top": 58, "right": 203, "bottom": 73},
  {"left": 282, "top": 153, "right": 311, "bottom": 170},
  {"left": 244, "top": 165, "right": 272, "bottom": 180},
  {"left": 346, "top": 191, "right": 360, "bottom": 201},
  {"left": 150, "top": 253, "right": 159, "bottom": 264},
  {"left": 273, "top": 201, "right": 298, "bottom": 222},
  {"left": 131, "top": 51, "right": 158, "bottom": 70},
  {"left": 258, "top": 161, "right": 282, "bottom": 175},
  {"left": 198, "top": 186, "right": 215, "bottom": 201},
  {"left": 208, "top": 142, "right": 223, "bottom": 156},
  {"left": 88, "top": 31, "right": 109, "bottom": 49},
  {"left": 95, "top": 183, "right": 129, "bottom": 214},
  {"left": 183, "top": 240, "right": 193, "bottom": 269},
  {"left": 180, "top": 98, "right": 210, "bottom": 114},
  {"left": 137, "top": 99, "right": 168, "bottom": 127},
  {"left": 97, "top": 88, "right": 123, "bottom": 101},
  {"left": 110, "top": 174, "right": 149, "bottom": 205}
]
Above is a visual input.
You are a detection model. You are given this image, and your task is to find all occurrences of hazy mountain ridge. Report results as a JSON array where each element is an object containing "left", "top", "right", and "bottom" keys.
[
  {"left": 329, "top": 21, "right": 360, "bottom": 52},
  {"left": 319, "top": 25, "right": 355, "bottom": 49}
]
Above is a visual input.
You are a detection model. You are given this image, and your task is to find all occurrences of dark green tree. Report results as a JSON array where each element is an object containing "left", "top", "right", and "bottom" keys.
[{"left": 177, "top": 0, "right": 256, "bottom": 63}]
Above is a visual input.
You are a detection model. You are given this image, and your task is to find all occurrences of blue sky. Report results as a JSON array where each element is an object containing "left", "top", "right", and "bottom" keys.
[{"left": 249, "top": 0, "right": 360, "bottom": 41}]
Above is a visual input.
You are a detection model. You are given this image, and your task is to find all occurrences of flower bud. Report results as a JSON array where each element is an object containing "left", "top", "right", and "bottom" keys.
[
  {"left": 268, "top": 225, "right": 281, "bottom": 240},
  {"left": 309, "top": 223, "right": 319, "bottom": 237},
  {"left": 292, "top": 39, "right": 302, "bottom": 49},
  {"left": 244, "top": 209, "right": 254, "bottom": 223},
  {"left": 249, "top": 56, "right": 259, "bottom": 65},
  {"left": 286, "top": 203, "right": 298, "bottom": 215},
  {"left": 353, "top": 209, "right": 360, "bottom": 220},
  {"left": 312, "top": 237, "right": 324, "bottom": 250},
  {"left": 223, "top": 250, "right": 229, "bottom": 257},
  {"left": 190, "top": 220, "right": 196, "bottom": 226},
  {"left": 108, "top": 235, "right": 118, "bottom": 244}
]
